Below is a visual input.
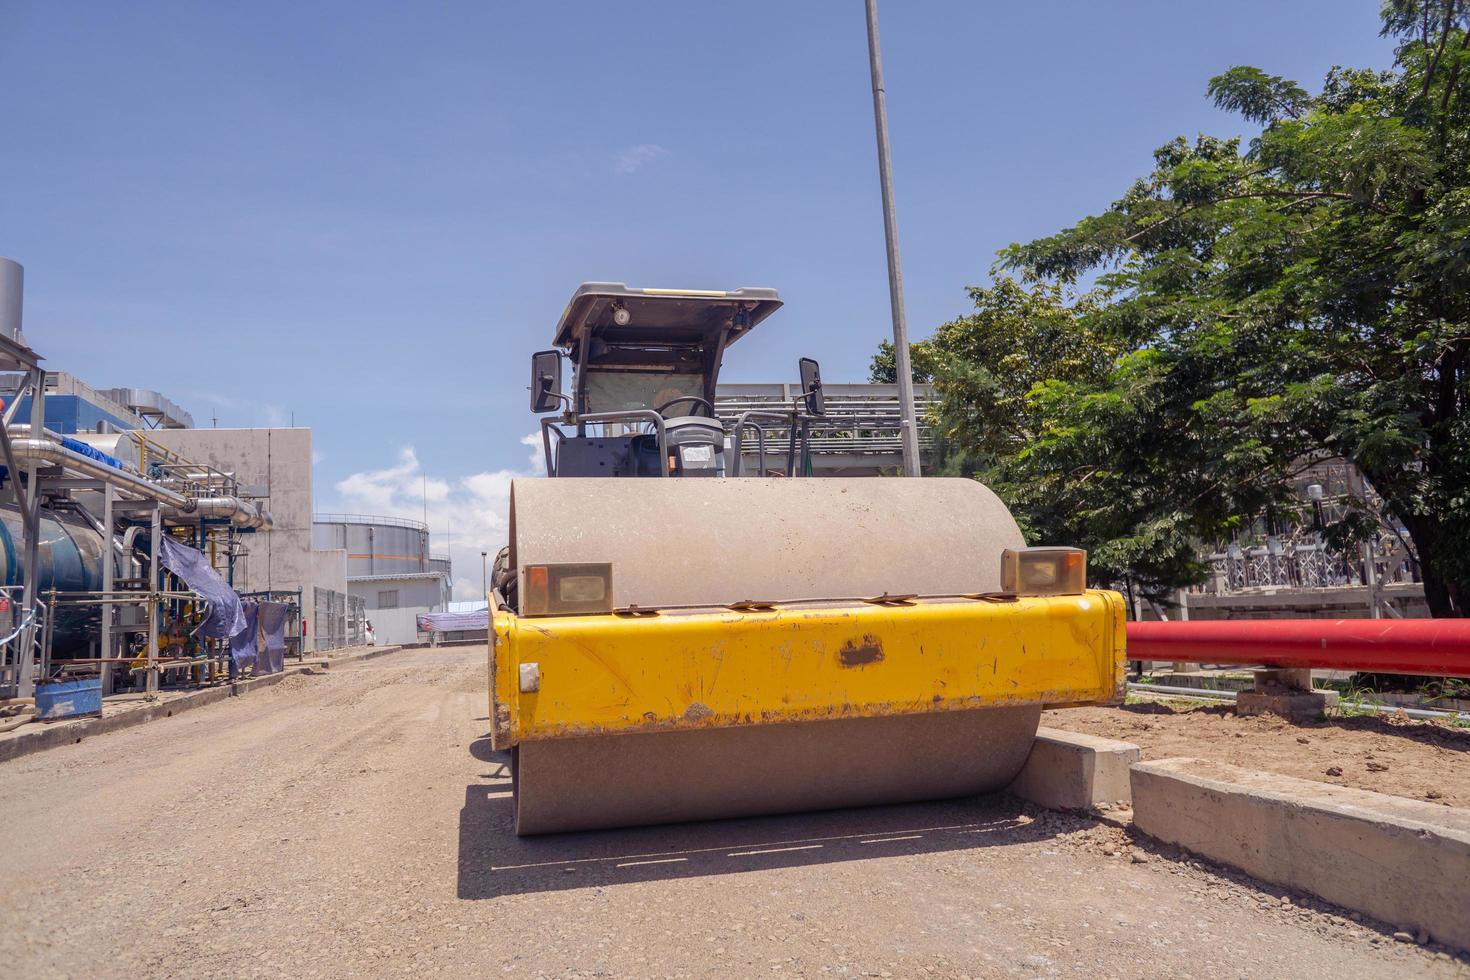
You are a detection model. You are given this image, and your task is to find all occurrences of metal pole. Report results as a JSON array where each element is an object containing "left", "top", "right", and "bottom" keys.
[
  {"left": 1349, "top": 468, "right": 1383, "bottom": 619},
  {"left": 481, "top": 550, "right": 488, "bottom": 604},
  {"left": 865, "top": 0, "right": 921, "bottom": 478},
  {"left": 100, "top": 484, "right": 114, "bottom": 693},
  {"left": 1363, "top": 539, "right": 1381, "bottom": 619},
  {"left": 16, "top": 368, "right": 45, "bottom": 696},
  {"left": 147, "top": 504, "right": 160, "bottom": 695}
]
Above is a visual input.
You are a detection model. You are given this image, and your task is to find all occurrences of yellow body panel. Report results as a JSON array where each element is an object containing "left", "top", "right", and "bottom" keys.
[{"left": 489, "top": 590, "right": 1126, "bottom": 749}]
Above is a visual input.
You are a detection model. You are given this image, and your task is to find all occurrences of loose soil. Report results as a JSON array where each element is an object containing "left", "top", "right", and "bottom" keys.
[{"left": 1046, "top": 697, "right": 1470, "bottom": 808}]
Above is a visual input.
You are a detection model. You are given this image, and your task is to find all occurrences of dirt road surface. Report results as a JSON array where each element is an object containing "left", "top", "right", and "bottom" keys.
[{"left": 1, "top": 648, "right": 1463, "bottom": 978}]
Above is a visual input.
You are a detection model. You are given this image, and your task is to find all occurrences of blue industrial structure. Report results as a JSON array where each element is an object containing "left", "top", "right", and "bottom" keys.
[{"left": 6, "top": 393, "right": 138, "bottom": 435}]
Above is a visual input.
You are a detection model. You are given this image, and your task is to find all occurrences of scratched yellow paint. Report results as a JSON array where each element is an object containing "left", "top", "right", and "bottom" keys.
[{"left": 489, "top": 591, "right": 1126, "bottom": 748}]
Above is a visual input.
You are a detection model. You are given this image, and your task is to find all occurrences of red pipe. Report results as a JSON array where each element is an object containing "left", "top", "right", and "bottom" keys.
[{"left": 1126, "top": 618, "right": 1470, "bottom": 678}]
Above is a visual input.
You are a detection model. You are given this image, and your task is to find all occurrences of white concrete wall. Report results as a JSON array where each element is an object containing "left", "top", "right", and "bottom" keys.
[
  {"left": 348, "top": 575, "right": 447, "bottom": 646},
  {"left": 147, "top": 428, "right": 314, "bottom": 599},
  {"left": 361, "top": 607, "right": 426, "bottom": 647},
  {"left": 312, "top": 549, "right": 347, "bottom": 596},
  {"left": 353, "top": 577, "right": 443, "bottom": 610}
]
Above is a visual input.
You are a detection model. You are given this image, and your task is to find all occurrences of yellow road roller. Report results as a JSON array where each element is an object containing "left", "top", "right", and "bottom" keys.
[{"left": 489, "top": 283, "right": 1126, "bottom": 834}]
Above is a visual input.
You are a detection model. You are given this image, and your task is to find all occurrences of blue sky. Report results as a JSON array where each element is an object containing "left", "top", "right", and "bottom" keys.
[{"left": 0, "top": 1, "right": 1394, "bottom": 589}]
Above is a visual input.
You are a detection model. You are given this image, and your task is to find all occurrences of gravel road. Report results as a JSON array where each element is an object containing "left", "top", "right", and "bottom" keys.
[{"left": 0, "top": 647, "right": 1463, "bottom": 978}]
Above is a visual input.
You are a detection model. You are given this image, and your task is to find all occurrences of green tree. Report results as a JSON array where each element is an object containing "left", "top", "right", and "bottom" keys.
[
  {"left": 897, "top": 2, "right": 1470, "bottom": 614},
  {"left": 873, "top": 281, "right": 1212, "bottom": 595},
  {"left": 870, "top": 280, "right": 1111, "bottom": 465}
]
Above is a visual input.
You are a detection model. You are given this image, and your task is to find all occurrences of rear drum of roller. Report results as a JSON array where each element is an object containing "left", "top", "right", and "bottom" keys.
[
  {"left": 511, "top": 706, "right": 1041, "bottom": 835},
  {"left": 506, "top": 476, "right": 1040, "bottom": 835}
]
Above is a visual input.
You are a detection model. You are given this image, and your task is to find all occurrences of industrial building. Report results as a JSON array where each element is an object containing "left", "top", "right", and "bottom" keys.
[
  {"left": 312, "top": 514, "right": 452, "bottom": 646},
  {"left": 0, "top": 255, "right": 394, "bottom": 708}
]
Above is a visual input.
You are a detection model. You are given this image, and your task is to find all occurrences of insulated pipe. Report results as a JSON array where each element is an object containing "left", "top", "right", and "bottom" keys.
[
  {"left": 7, "top": 436, "right": 189, "bottom": 508},
  {"left": 1127, "top": 619, "right": 1470, "bottom": 678},
  {"left": 181, "top": 496, "right": 273, "bottom": 530},
  {"left": 6, "top": 434, "right": 273, "bottom": 529}
]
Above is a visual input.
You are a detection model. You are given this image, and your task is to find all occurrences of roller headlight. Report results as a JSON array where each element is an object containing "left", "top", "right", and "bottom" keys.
[{"left": 1001, "top": 547, "right": 1087, "bottom": 596}]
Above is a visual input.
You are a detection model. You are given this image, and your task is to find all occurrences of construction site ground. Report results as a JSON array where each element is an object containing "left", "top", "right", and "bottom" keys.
[
  {"left": 0, "top": 647, "right": 1466, "bottom": 978},
  {"left": 0, "top": 644, "right": 400, "bottom": 763},
  {"left": 1044, "top": 696, "right": 1470, "bottom": 809}
]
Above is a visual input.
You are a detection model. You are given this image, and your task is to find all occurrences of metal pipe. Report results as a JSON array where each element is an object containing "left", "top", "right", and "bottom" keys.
[
  {"left": 7, "top": 435, "right": 189, "bottom": 507},
  {"left": 786, "top": 412, "right": 798, "bottom": 476},
  {"left": 101, "top": 485, "right": 114, "bottom": 692},
  {"left": 1129, "top": 683, "right": 1238, "bottom": 701},
  {"left": 1127, "top": 619, "right": 1470, "bottom": 678},
  {"left": 180, "top": 496, "right": 273, "bottom": 530},
  {"left": 0, "top": 257, "right": 23, "bottom": 343},
  {"left": 1128, "top": 682, "right": 1470, "bottom": 722},
  {"left": 7, "top": 432, "right": 272, "bottom": 528},
  {"left": 864, "top": 0, "right": 921, "bottom": 478},
  {"left": 731, "top": 411, "right": 787, "bottom": 478},
  {"left": 17, "top": 368, "right": 45, "bottom": 697},
  {"left": 0, "top": 605, "right": 39, "bottom": 645},
  {"left": 51, "top": 657, "right": 198, "bottom": 664},
  {"left": 147, "top": 505, "right": 160, "bottom": 694}
]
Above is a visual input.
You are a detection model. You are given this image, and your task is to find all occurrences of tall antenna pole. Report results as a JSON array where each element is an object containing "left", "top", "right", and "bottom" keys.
[{"left": 865, "top": 0, "right": 922, "bottom": 477}]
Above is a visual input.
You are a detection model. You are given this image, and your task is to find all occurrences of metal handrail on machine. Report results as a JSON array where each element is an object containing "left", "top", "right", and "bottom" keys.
[{"left": 542, "top": 410, "right": 671, "bottom": 478}]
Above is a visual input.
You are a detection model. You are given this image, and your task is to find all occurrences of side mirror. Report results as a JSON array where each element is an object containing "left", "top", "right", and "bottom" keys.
[
  {"left": 798, "top": 357, "right": 825, "bottom": 416},
  {"left": 530, "top": 350, "right": 564, "bottom": 413}
]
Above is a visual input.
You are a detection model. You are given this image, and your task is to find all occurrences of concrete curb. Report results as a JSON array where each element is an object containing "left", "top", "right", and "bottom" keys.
[
  {"left": 1008, "top": 727, "right": 1141, "bottom": 811},
  {"left": 0, "top": 646, "right": 401, "bottom": 765},
  {"left": 1131, "top": 757, "right": 1470, "bottom": 951}
]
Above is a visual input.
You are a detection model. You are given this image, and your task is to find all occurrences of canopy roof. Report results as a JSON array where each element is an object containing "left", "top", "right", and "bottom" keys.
[{"left": 551, "top": 282, "right": 783, "bottom": 351}]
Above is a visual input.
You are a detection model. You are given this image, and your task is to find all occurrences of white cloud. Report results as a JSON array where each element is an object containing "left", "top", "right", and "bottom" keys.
[
  {"left": 327, "top": 442, "right": 540, "bottom": 600},
  {"left": 521, "top": 431, "right": 543, "bottom": 472},
  {"left": 614, "top": 143, "right": 669, "bottom": 174}
]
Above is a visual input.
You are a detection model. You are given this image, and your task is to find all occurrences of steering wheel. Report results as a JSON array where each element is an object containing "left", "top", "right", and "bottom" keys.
[{"left": 655, "top": 395, "right": 717, "bottom": 419}]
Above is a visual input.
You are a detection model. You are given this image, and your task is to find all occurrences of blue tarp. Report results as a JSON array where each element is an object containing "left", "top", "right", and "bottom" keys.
[
  {"left": 155, "top": 539, "right": 288, "bottom": 678},
  {"left": 158, "top": 536, "right": 248, "bottom": 639},
  {"left": 255, "top": 601, "right": 289, "bottom": 675},
  {"left": 230, "top": 601, "right": 259, "bottom": 675},
  {"left": 227, "top": 601, "right": 289, "bottom": 676},
  {"left": 59, "top": 435, "right": 123, "bottom": 469}
]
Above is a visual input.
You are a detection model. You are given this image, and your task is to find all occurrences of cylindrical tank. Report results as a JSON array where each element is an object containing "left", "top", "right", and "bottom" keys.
[
  {"left": 0, "top": 503, "right": 122, "bottom": 655},
  {"left": 0, "top": 257, "right": 23, "bottom": 344},
  {"left": 311, "top": 515, "right": 429, "bottom": 577}
]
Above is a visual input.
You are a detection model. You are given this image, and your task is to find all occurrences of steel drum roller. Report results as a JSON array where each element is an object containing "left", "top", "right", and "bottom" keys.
[{"left": 494, "top": 477, "right": 1094, "bottom": 835}]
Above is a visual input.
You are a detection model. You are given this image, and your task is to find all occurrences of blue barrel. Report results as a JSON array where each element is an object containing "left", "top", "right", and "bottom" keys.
[{"left": 35, "top": 676, "right": 103, "bottom": 720}]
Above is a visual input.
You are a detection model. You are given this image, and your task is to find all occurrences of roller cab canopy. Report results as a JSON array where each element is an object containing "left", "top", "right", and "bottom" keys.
[
  {"left": 550, "top": 282, "right": 784, "bottom": 416},
  {"left": 551, "top": 282, "right": 783, "bottom": 351}
]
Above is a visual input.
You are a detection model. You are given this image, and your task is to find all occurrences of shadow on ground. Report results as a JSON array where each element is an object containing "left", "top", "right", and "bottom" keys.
[{"left": 457, "top": 736, "right": 1064, "bottom": 899}]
